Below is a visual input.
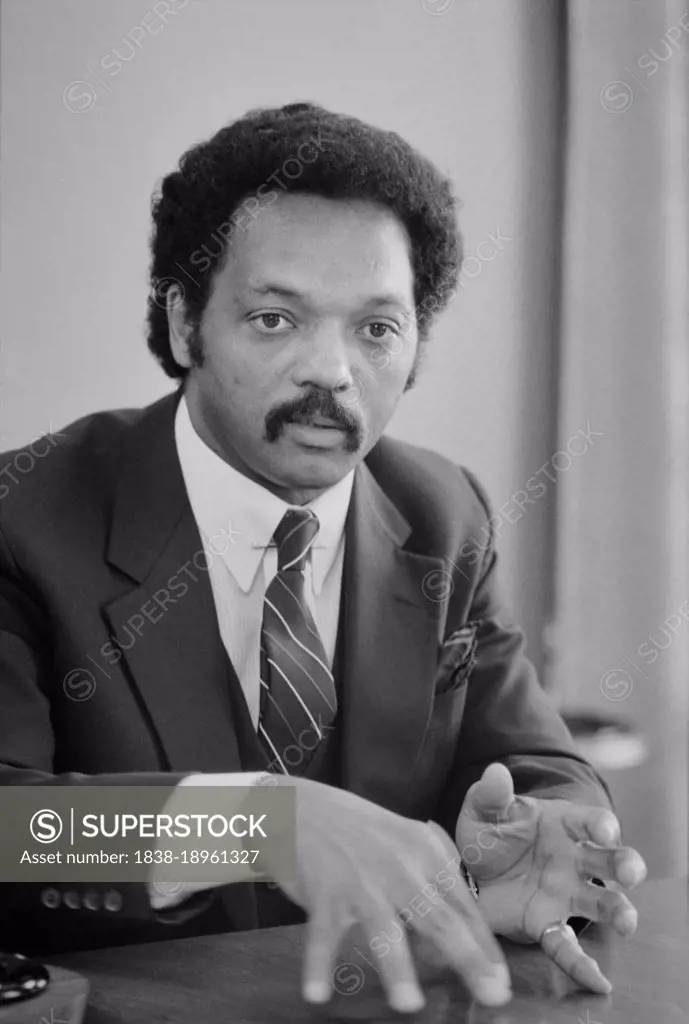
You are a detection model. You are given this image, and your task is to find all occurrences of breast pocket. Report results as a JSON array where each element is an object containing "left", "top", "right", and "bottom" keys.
[{"left": 433, "top": 620, "right": 480, "bottom": 691}]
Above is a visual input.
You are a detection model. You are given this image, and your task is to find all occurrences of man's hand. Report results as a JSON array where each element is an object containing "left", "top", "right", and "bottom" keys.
[
  {"left": 266, "top": 776, "right": 511, "bottom": 1014},
  {"left": 455, "top": 762, "right": 647, "bottom": 994}
]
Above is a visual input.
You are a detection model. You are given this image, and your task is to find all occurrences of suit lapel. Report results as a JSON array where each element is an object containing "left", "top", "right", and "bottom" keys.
[
  {"left": 340, "top": 462, "right": 446, "bottom": 813},
  {"left": 103, "top": 390, "right": 244, "bottom": 773},
  {"left": 102, "top": 393, "right": 447, "bottom": 809}
]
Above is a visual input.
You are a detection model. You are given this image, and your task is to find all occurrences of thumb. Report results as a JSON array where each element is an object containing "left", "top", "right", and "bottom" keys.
[{"left": 465, "top": 763, "right": 515, "bottom": 822}]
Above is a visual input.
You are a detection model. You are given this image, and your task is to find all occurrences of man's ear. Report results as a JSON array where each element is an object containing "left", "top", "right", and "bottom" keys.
[{"left": 167, "top": 284, "right": 193, "bottom": 370}]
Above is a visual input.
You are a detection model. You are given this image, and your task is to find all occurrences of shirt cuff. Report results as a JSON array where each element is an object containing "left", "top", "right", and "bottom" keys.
[{"left": 147, "top": 772, "right": 266, "bottom": 909}]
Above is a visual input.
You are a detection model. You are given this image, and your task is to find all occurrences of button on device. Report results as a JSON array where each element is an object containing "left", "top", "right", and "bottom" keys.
[
  {"left": 103, "top": 890, "right": 123, "bottom": 912},
  {"left": 64, "top": 891, "right": 81, "bottom": 910},
  {"left": 83, "top": 890, "right": 101, "bottom": 911},
  {"left": 40, "top": 887, "right": 61, "bottom": 909}
]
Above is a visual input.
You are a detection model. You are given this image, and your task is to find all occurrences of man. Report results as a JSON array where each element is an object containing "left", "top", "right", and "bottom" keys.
[{"left": 0, "top": 103, "right": 645, "bottom": 1014}]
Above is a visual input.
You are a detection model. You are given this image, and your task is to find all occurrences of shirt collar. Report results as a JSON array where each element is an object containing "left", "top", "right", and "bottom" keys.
[{"left": 174, "top": 394, "right": 354, "bottom": 594}]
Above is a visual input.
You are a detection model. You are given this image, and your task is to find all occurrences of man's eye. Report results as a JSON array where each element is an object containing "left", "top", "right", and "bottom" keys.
[
  {"left": 250, "top": 313, "right": 294, "bottom": 333},
  {"left": 361, "top": 322, "right": 398, "bottom": 341}
]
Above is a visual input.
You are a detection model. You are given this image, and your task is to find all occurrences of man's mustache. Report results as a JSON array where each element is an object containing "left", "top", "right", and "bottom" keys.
[{"left": 265, "top": 389, "right": 363, "bottom": 452}]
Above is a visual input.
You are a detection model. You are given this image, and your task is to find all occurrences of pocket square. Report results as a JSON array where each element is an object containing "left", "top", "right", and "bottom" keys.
[{"left": 434, "top": 621, "right": 480, "bottom": 694}]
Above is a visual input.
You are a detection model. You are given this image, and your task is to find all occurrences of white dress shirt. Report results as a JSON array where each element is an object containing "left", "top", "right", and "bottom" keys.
[
  {"left": 174, "top": 395, "right": 354, "bottom": 728},
  {"left": 151, "top": 398, "right": 354, "bottom": 908}
]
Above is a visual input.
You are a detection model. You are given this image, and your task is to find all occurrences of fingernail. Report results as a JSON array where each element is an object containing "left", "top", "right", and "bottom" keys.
[
  {"left": 474, "top": 970, "right": 511, "bottom": 1006},
  {"left": 303, "top": 981, "right": 330, "bottom": 1003},
  {"left": 589, "top": 958, "right": 613, "bottom": 990},
  {"left": 390, "top": 983, "right": 425, "bottom": 1013},
  {"left": 594, "top": 970, "right": 613, "bottom": 994},
  {"left": 617, "top": 910, "right": 637, "bottom": 934},
  {"left": 492, "top": 964, "right": 511, "bottom": 989},
  {"left": 620, "top": 862, "right": 643, "bottom": 886},
  {"left": 603, "top": 821, "right": 620, "bottom": 844}
]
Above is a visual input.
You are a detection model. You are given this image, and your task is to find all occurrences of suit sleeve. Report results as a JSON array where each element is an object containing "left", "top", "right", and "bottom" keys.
[
  {"left": 0, "top": 523, "right": 225, "bottom": 953},
  {"left": 430, "top": 469, "right": 613, "bottom": 837}
]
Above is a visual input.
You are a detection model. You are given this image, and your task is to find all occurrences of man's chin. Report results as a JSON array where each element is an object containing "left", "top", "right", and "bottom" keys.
[{"left": 267, "top": 437, "right": 360, "bottom": 491}]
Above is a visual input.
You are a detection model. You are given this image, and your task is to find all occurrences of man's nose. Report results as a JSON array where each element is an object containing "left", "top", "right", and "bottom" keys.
[{"left": 292, "top": 330, "right": 354, "bottom": 393}]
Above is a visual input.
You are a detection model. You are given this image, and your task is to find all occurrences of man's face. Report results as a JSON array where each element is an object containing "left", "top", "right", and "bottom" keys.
[{"left": 171, "top": 193, "right": 418, "bottom": 502}]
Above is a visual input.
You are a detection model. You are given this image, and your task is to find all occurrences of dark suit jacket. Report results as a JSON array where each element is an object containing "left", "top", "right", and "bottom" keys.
[{"left": 0, "top": 389, "right": 610, "bottom": 955}]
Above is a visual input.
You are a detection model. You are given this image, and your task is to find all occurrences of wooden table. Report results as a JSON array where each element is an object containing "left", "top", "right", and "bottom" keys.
[{"left": 52, "top": 877, "right": 688, "bottom": 1023}]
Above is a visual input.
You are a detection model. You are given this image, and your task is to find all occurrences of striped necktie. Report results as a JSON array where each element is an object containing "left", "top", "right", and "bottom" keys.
[{"left": 257, "top": 508, "right": 338, "bottom": 775}]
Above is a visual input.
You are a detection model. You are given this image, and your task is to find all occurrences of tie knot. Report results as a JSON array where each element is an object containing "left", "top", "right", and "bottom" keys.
[{"left": 273, "top": 508, "right": 320, "bottom": 572}]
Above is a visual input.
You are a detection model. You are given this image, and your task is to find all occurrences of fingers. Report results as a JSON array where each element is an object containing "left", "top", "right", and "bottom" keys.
[
  {"left": 550, "top": 802, "right": 647, "bottom": 889},
  {"left": 412, "top": 892, "right": 512, "bottom": 1006},
  {"left": 303, "top": 810, "right": 512, "bottom": 1013},
  {"left": 302, "top": 902, "right": 354, "bottom": 1006},
  {"left": 301, "top": 896, "right": 454, "bottom": 1015},
  {"left": 573, "top": 880, "right": 638, "bottom": 937},
  {"left": 421, "top": 822, "right": 511, "bottom": 1006},
  {"left": 303, "top": 899, "right": 427, "bottom": 1015},
  {"left": 433, "top": 860, "right": 511, "bottom": 970},
  {"left": 540, "top": 921, "right": 612, "bottom": 995},
  {"left": 562, "top": 805, "right": 621, "bottom": 846},
  {"left": 577, "top": 843, "right": 648, "bottom": 889},
  {"left": 426, "top": 821, "right": 509, "bottom": 970},
  {"left": 364, "top": 909, "right": 426, "bottom": 1014}
]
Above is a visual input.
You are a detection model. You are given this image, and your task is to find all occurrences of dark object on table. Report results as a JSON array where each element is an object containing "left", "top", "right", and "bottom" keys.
[
  {"left": 0, "top": 957, "right": 89, "bottom": 1023},
  {"left": 0, "top": 951, "right": 48, "bottom": 1005}
]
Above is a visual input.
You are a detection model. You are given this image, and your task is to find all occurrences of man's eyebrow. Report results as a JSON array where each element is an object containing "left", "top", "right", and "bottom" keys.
[
  {"left": 359, "top": 293, "right": 412, "bottom": 311},
  {"left": 248, "top": 283, "right": 304, "bottom": 301},
  {"left": 247, "top": 283, "right": 413, "bottom": 311}
]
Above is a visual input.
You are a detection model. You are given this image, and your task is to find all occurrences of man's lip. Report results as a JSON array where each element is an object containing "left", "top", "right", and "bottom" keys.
[{"left": 288, "top": 417, "right": 345, "bottom": 429}]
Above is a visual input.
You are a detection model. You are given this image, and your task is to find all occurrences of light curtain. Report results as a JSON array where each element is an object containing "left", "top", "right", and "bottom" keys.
[{"left": 553, "top": 0, "right": 689, "bottom": 878}]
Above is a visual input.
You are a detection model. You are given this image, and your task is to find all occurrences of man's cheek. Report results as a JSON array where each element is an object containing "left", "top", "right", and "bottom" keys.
[
  {"left": 361, "top": 395, "right": 397, "bottom": 448},
  {"left": 371, "top": 360, "right": 415, "bottom": 419}
]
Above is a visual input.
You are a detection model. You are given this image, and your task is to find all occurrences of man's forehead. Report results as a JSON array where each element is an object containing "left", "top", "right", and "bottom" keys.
[
  {"left": 217, "top": 198, "right": 414, "bottom": 307},
  {"left": 231, "top": 193, "right": 410, "bottom": 257},
  {"left": 241, "top": 277, "right": 412, "bottom": 310}
]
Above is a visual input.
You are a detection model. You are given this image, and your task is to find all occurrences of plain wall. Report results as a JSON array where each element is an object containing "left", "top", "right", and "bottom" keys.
[{"left": 0, "top": 0, "right": 562, "bottom": 671}]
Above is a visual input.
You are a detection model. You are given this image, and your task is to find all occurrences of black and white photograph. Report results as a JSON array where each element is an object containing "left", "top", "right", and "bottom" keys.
[{"left": 0, "top": 1, "right": 687, "bottom": 1021}]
